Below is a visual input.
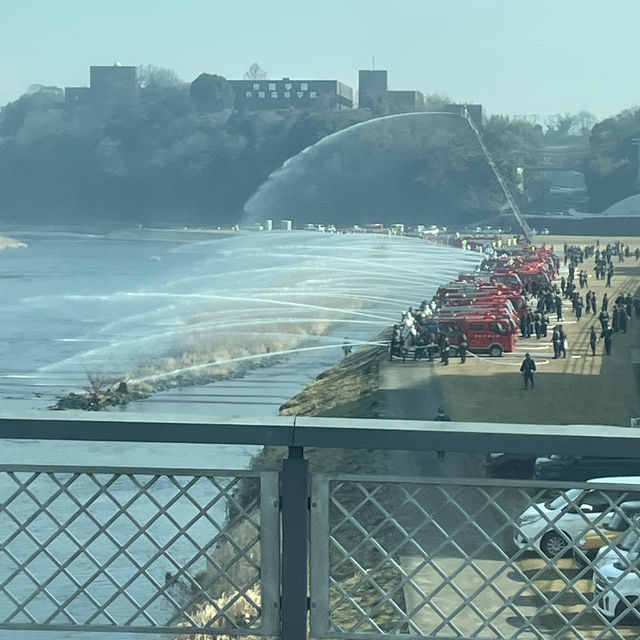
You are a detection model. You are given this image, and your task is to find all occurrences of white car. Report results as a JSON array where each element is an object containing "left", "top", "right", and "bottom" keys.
[
  {"left": 513, "top": 477, "right": 640, "bottom": 557},
  {"left": 573, "top": 507, "right": 640, "bottom": 567},
  {"left": 594, "top": 548, "right": 640, "bottom": 621},
  {"left": 592, "top": 523, "right": 640, "bottom": 573}
]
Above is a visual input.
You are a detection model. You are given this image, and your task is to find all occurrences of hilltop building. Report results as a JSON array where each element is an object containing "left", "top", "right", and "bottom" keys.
[
  {"left": 229, "top": 78, "right": 353, "bottom": 111},
  {"left": 65, "top": 64, "right": 138, "bottom": 109},
  {"left": 358, "top": 70, "right": 424, "bottom": 114}
]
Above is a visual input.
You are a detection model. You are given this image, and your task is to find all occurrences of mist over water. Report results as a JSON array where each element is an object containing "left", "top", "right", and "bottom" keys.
[{"left": 0, "top": 230, "right": 481, "bottom": 415}]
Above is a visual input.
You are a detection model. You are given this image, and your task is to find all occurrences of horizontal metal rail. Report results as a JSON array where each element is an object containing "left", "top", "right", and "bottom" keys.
[
  {"left": 1, "top": 413, "right": 639, "bottom": 458},
  {"left": 2, "top": 414, "right": 640, "bottom": 639}
]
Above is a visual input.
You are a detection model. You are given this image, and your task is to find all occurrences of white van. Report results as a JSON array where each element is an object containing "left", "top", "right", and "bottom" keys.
[{"left": 513, "top": 476, "right": 640, "bottom": 557}]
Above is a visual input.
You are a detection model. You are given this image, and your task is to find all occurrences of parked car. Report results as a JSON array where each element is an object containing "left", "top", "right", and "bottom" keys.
[
  {"left": 484, "top": 453, "right": 536, "bottom": 479},
  {"left": 534, "top": 455, "right": 640, "bottom": 481},
  {"left": 594, "top": 533, "right": 640, "bottom": 622},
  {"left": 590, "top": 521, "right": 640, "bottom": 574},
  {"left": 513, "top": 476, "right": 640, "bottom": 558},
  {"left": 572, "top": 503, "right": 640, "bottom": 567}
]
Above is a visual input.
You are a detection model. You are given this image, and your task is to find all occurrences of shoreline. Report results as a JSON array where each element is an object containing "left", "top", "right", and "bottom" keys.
[{"left": 279, "top": 234, "right": 640, "bottom": 427}]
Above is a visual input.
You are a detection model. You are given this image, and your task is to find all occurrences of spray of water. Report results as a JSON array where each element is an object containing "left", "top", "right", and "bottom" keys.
[
  {"left": 243, "top": 112, "right": 460, "bottom": 226},
  {"left": 41, "top": 231, "right": 481, "bottom": 403}
]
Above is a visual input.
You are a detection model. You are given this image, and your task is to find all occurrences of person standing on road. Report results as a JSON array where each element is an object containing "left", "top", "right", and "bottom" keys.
[
  {"left": 520, "top": 353, "right": 536, "bottom": 389},
  {"left": 589, "top": 326, "right": 597, "bottom": 356},
  {"left": 439, "top": 334, "right": 450, "bottom": 365},
  {"left": 606, "top": 265, "right": 614, "bottom": 287},
  {"left": 554, "top": 294, "right": 563, "bottom": 321},
  {"left": 603, "top": 327, "right": 613, "bottom": 356},
  {"left": 458, "top": 332, "right": 468, "bottom": 364},
  {"left": 551, "top": 325, "right": 561, "bottom": 359},
  {"left": 612, "top": 304, "right": 620, "bottom": 332},
  {"left": 574, "top": 295, "right": 583, "bottom": 321},
  {"left": 620, "top": 305, "right": 629, "bottom": 333},
  {"left": 598, "top": 308, "right": 609, "bottom": 333},
  {"left": 434, "top": 408, "right": 451, "bottom": 460},
  {"left": 558, "top": 325, "right": 567, "bottom": 358}
]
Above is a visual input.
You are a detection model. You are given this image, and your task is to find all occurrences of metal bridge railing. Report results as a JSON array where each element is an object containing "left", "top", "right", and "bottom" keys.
[
  {"left": 2, "top": 414, "right": 640, "bottom": 639},
  {"left": 310, "top": 475, "right": 640, "bottom": 640},
  {"left": 0, "top": 465, "right": 280, "bottom": 636}
]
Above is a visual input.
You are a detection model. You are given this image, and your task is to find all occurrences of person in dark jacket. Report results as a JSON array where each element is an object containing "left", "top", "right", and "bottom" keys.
[
  {"left": 558, "top": 325, "right": 567, "bottom": 358},
  {"left": 458, "top": 333, "right": 468, "bottom": 364},
  {"left": 598, "top": 308, "right": 610, "bottom": 333},
  {"left": 551, "top": 325, "right": 561, "bottom": 359},
  {"left": 589, "top": 326, "right": 597, "bottom": 356},
  {"left": 602, "top": 327, "right": 613, "bottom": 355},
  {"left": 434, "top": 408, "right": 451, "bottom": 460},
  {"left": 520, "top": 352, "right": 536, "bottom": 389},
  {"left": 554, "top": 294, "right": 563, "bottom": 321},
  {"left": 439, "top": 334, "right": 450, "bottom": 365}
]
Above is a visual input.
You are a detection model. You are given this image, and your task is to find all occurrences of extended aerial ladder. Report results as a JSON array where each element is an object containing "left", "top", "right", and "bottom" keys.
[{"left": 462, "top": 107, "right": 533, "bottom": 242}]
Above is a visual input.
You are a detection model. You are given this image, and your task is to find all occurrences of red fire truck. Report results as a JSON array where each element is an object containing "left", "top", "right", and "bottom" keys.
[
  {"left": 439, "top": 298, "right": 519, "bottom": 326},
  {"left": 439, "top": 287, "right": 526, "bottom": 316},
  {"left": 435, "top": 312, "right": 518, "bottom": 357}
]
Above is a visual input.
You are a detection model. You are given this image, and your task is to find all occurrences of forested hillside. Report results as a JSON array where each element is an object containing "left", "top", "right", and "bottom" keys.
[
  {"left": 0, "top": 73, "right": 560, "bottom": 228},
  {"left": 584, "top": 107, "right": 640, "bottom": 212}
]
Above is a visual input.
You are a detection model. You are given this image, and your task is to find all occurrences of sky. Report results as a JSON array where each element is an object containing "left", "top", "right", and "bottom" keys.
[{"left": 1, "top": 0, "right": 639, "bottom": 120}]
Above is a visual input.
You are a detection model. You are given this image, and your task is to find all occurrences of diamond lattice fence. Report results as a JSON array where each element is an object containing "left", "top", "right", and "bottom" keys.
[
  {"left": 0, "top": 466, "right": 279, "bottom": 636},
  {"left": 310, "top": 475, "right": 640, "bottom": 640}
]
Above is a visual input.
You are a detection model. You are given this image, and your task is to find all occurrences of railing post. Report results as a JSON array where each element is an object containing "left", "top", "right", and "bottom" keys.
[{"left": 280, "top": 445, "right": 309, "bottom": 640}]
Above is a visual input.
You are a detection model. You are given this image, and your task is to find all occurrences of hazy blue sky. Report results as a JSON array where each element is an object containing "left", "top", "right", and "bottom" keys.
[{"left": 2, "top": 0, "right": 638, "bottom": 119}]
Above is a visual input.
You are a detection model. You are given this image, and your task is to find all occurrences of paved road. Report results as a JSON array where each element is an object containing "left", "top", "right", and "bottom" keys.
[{"left": 375, "top": 359, "right": 629, "bottom": 638}]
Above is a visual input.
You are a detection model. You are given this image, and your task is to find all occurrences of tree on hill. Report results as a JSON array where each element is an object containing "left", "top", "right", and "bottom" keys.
[
  {"left": 583, "top": 108, "right": 640, "bottom": 211},
  {"left": 243, "top": 63, "right": 267, "bottom": 80},
  {"left": 0, "top": 87, "right": 64, "bottom": 136},
  {"left": 138, "top": 65, "right": 183, "bottom": 89},
  {"left": 190, "top": 73, "right": 235, "bottom": 111}
]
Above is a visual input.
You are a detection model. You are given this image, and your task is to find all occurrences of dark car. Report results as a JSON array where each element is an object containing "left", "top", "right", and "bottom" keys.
[
  {"left": 534, "top": 455, "right": 640, "bottom": 481},
  {"left": 484, "top": 453, "right": 536, "bottom": 479}
]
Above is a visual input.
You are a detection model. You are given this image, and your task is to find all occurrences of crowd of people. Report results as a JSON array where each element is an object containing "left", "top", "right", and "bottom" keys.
[
  {"left": 520, "top": 240, "right": 638, "bottom": 389},
  {"left": 387, "top": 239, "right": 639, "bottom": 399},
  {"left": 389, "top": 304, "right": 464, "bottom": 365}
]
